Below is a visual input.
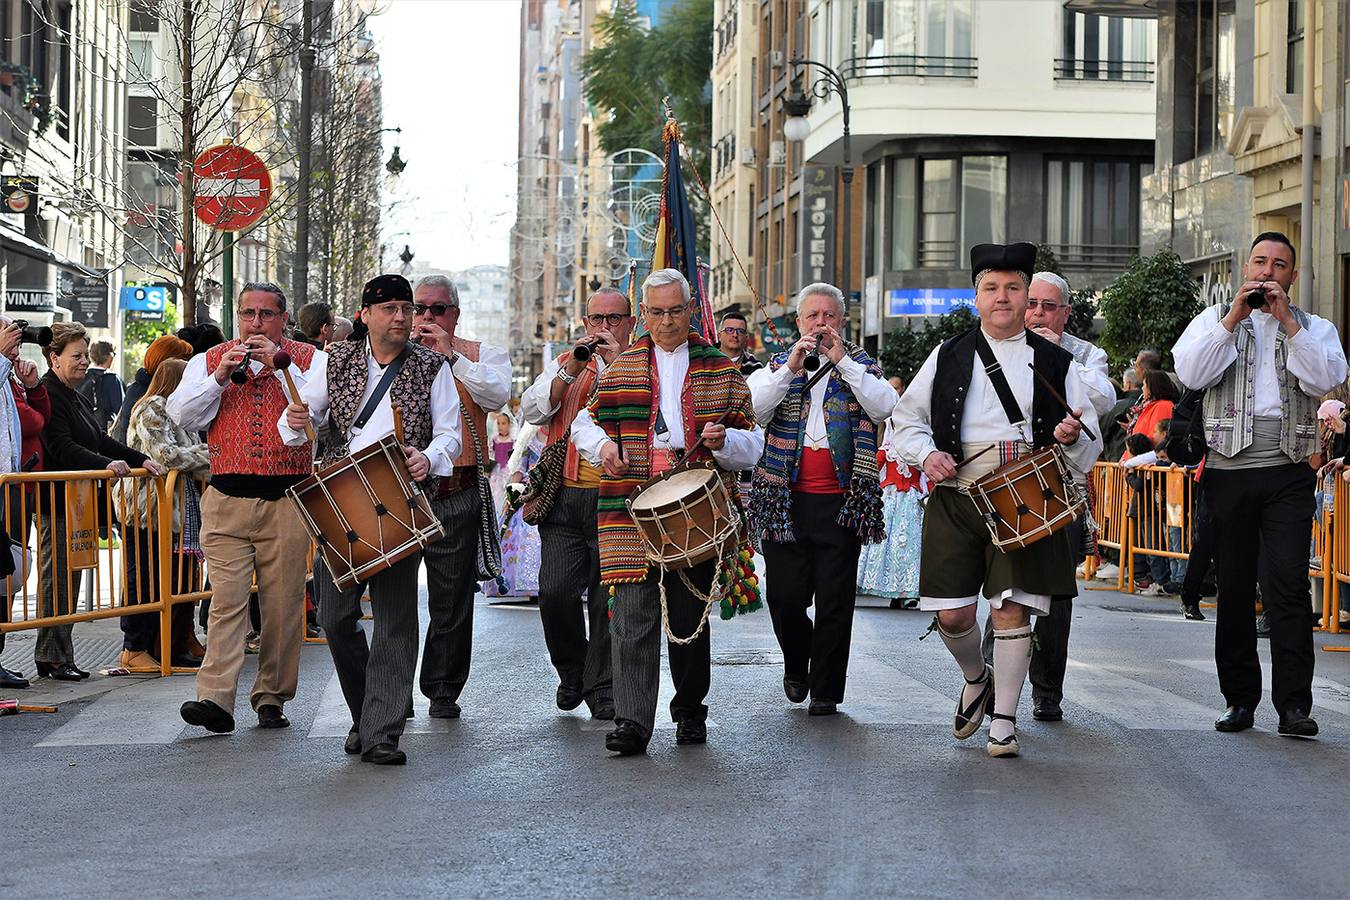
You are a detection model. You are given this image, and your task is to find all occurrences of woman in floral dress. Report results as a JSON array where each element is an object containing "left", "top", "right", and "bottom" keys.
[
  {"left": 484, "top": 421, "right": 544, "bottom": 600},
  {"left": 857, "top": 383, "right": 926, "bottom": 608}
]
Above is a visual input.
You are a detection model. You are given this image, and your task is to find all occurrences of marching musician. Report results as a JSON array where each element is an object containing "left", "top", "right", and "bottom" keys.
[
  {"left": 746, "top": 283, "right": 898, "bottom": 716},
  {"left": 170, "top": 282, "right": 323, "bottom": 735},
  {"left": 411, "top": 274, "right": 511, "bottom": 720},
  {"left": 570, "top": 268, "right": 763, "bottom": 756},
  {"left": 280, "top": 274, "right": 462, "bottom": 765},
  {"left": 892, "top": 242, "right": 1101, "bottom": 758},
  {"left": 519, "top": 287, "right": 635, "bottom": 720}
]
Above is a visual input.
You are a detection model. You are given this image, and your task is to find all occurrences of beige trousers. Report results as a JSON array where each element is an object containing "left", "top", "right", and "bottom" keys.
[{"left": 194, "top": 489, "right": 310, "bottom": 713}]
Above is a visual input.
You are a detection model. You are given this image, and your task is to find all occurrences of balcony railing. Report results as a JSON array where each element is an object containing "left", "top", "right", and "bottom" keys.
[
  {"left": 1053, "top": 58, "right": 1155, "bottom": 83},
  {"left": 1046, "top": 242, "right": 1139, "bottom": 271},
  {"left": 840, "top": 55, "right": 978, "bottom": 80},
  {"left": 918, "top": 239, "right": 960, "bottom": 269}
]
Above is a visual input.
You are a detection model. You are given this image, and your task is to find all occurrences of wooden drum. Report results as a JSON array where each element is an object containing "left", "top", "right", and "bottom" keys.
[
  {"left": 287, "top": 435, "right": 445, "bottom": 590},
  {"left": 965, "top": 446, "right": 1085, "bottom": 551},
  {"left": 626, "top": 466, "right": 740, "bottom": 570}
]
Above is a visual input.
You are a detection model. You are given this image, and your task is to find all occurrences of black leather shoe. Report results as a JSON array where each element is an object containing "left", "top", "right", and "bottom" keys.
[
  {"left": 361, "top": 743, "right": 407, "bottom": 765},
  {"left": 343, "top": 725, "right": 361, "bottom": 755},
  {"left": 1181, "top": 602, "right": 1205, "bottom": 621},
  {"left": 590, "top": 700, "right": 615, "bottom": 721},
  {"left": 36, "top": 662, "right": 82, "bottom": 682},
  {"left": 0, "top": 667, "right": 28, "bottom": 689},
  {"left": 808, "top": 698, "right": 838, "bottom": 716},
  {"left": 180, "top": 699, "right": 235, "bottom": 733},
  {"left": 170, "top": 653, "right": 202, "bottom": 669},
  {"left": 1032, "top": 698, "right": 1063, "bottom": 722},
  {"left": 257, "top": 704, "right": 289, "bottom": 729},
  {"left": 556, "top": 682, "right": 584, "bottom": 711},
  {"left": 604, "top": 720, "right": 648, "bottom": 756},
  {"left": 1277, "top": 708, "right": 1319, "bottom": 738},
  {"left": 1214, "top": 705, "right": 1255, "bottom": 733},
  {"left": 783, "top": 677, "right": 808, "bottom": 704},
  {"left": 429, "top": 700, "right": 461, "bottom": 719},
  {"left": 675, "top": 718, "right": 707, "bottom": 745}
]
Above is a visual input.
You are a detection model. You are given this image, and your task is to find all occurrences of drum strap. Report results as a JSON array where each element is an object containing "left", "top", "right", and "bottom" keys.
[
  {"left": 353, "top": 346, "right": 410, "bottom": 432},
  {"left": 974, "top": 332, "right": 1027, "bottom": 430}
]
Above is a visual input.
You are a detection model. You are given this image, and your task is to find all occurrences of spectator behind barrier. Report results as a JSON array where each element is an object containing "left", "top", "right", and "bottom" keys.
[
  {"left": 296, "top": 302, "right": 334, "bottom": 349},
  {"left": 111, "top": 335, "right": 195, "bottom": 445},
  {"left": 1124, "top": 370, "right": 1179, "bottom": 460},
  {"left": 78, "top": 339, "right": 124, "bottom": 435},
  {"left": 34, "top": 323, "right": 164, "bottom": 682}
]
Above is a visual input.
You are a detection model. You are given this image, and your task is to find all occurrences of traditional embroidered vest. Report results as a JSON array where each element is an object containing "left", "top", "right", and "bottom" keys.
[
  {"left": 1202, "top": 304, "right": 1318, "bottom": 462},
  {"left": 203, "top": 339, "right": 316, "bottom": 475},
  {"left": 931, "top": 327, "right": 1071, "bottom": 461},
  {"left": 320, "top": 339, "right": 445, "bottom": 467},
  {"left": 542, "top": 349, "right": 599, "bottom": 484},
  {"left": 450, "top": 337, "right": 489, "bottom": 469}
]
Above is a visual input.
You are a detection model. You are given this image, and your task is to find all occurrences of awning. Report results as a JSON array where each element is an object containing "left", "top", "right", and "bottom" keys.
[{"left": 0, "top": 224, "right": 86, "bottom": 271}]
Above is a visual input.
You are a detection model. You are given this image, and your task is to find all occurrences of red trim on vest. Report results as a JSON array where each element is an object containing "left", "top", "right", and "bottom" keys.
[{"left": 793, "top": 447, "right": 845, "bottom": 494}]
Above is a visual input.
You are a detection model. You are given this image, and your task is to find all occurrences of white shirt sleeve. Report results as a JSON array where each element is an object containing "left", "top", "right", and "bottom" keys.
[
  {"left": 1060, "top": 364, "right": 1104, "bottom": 477},
  {"left": 1076, "top": 344, "right": 1117, "bottom": 419},
  {"left": 520, "top": 358, "right": 561, "bottom": 425},
  {"left": 1172, "top": 306, "right": 1237, "bottom": 391},
  {"left": 1286, "top": 314, "right": 1349, "bottom": 398},
  {"left": 748, "top": 363, "right": 794, "bottom": 423},
  {"left": 277, "top": 354, "right": 333, "bottom": 446},
  {"left": 712, "top": 424, "right": 765, "bottom": 471},
  {"left": 1122, "top": 450, "right": 1158, "bottom": 469},
  {"left": 835, "top": 354, "right": 900, "bottom": 422},
  {"left": 570, "top": 406, "right": 610, "bottom": 467},
  {"left": 452, "top": 343, "right": 512, "bottom": 412},
  {"left": 167, "top": 353, "right": 226, "bottom": 433},
  {"left": 422, "top": 362, "right": 463, "bottom": 476},
  {"left": 890, "top": 346, "right": 942, "bottom": 468}
]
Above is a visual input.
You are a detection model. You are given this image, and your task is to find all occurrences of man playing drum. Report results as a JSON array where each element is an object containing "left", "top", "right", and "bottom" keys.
[
  {"left": 170, "top": 282, "right": 322, "bottom": 735},
  {"left": 892, "top": 242, "right": 1102, "bottom": 758},
  {"left": 520, "top": 287, "right": 636, "bottom": 720},
  {"left": 411, "top": 274, "right": 511, "bottom": 720},
  {"left": 281, "top": 274, "right": 462, "bottom": 766},
  {"left": 571, "top": 268, "right": 763, "bottom": 756}
]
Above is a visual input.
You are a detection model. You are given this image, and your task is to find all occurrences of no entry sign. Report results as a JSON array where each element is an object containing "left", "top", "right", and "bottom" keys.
[{"left": 193, "top": 143, "right": 272, "bottom": 231}]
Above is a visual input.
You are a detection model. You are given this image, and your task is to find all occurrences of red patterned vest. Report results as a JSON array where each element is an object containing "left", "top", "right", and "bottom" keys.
[{"left": 203, "top": 338, "right": 317, "bottom": 475}]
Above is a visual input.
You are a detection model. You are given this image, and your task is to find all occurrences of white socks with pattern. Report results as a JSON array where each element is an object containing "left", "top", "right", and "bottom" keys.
[
  {"left": 990, "top": 625, "right": 1034, "bottom": 742},
  {"left": 938, "top": 621, "right": 988, "bottom": 708}
]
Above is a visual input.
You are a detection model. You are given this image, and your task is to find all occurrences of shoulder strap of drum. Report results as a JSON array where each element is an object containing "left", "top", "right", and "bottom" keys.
[
  {"left": 353, "top": 344, "right": 410, "bottom": 432},
  {"left": 973, "top": 330, "right": 1026, "bottom": 429}
]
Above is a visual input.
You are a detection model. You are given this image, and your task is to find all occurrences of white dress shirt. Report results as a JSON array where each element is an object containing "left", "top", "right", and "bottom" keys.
[
  {"left": 520, "top": 354, "right": 606, "bottom": 426},
  {"left": 276, "top": 342, "right": 462, "bottom": 475},
  {"left": 449, "top": 342, "right": 512, "bottom": 412},
  {"left": 1172, "top": 305, "right": 1347, "bottom": 414},
  {"left": 569, "top": 341, "right": 765, "bottom": 471},
  {"left": 747, "top": 354, "right": 898, "bottom": 449},
  {"left": 892, "top": 329, "right": 1103, "bottom": 482},
  {"left": 168, "top": 348, "right": 329, "bottom": 434}
]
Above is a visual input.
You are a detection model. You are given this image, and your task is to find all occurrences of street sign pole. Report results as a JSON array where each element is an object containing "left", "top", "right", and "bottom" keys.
[{"left": 222, "top": 231, "right": 234, "bottom": 339}]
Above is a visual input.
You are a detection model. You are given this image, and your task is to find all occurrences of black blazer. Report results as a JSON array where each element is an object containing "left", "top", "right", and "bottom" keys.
[{"left": 39, "top": 371, "right": 148, "bottom": 509}]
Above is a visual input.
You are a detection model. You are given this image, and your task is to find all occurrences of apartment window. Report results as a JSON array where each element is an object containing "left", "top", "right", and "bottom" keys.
[
  {"left": 864, "top": 0, "right": 884, "bottom": 57},
  {"left": 130, "top": 0, "right": 159, "bottom": 32},
  {"left": 1058, "top": 11, "right": 1153, "bottom": 81},
  {"left": 1194, "top": 0, "right": 1234, "bottom": 157},
  {"left": 1286, "top": 0, "right": 1304, "bottom": 93},
  {"left": 890, "top": 155, "right": 1005, "bottom": 270},
  {"left": 127, "top": 95, "right": 157, "bottom": 147},
  {"left": 1044, "top": 158, "right": 1146, "bottom": 269},
  {"left": 56, "top": 1, "right": 71, "bottom": 139}
]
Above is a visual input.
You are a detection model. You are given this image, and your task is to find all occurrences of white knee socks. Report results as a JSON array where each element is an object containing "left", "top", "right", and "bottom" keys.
[
  {"left": 991, "top": 625, "right": 1033, "bottom": 742},
  {"left": 938, "top": 621, "right": 988, "bottom": 708}
]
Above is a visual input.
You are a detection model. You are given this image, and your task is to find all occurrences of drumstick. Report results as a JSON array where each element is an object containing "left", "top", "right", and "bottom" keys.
[
  {"left": 954, "top": 442, "right": 997, "bottom": 471},
  {"left": 392, "top": 403, "right": 406, "bottom": 446},
  {"left": 1027, "top": 363, "right": 1097, "bottom": 442},
  {"left": 273, "top": 350, "right": 316, "bottom": 443}
]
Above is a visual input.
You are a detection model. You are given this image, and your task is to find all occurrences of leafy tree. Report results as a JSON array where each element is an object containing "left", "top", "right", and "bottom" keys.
[
  {"left": 878, "top": 307, "right": 979, "bottom": 383},
  {"left": 123, "top": 300, "right": 180, "bottom": 373},
  {"left": 1097, "top": 249, "right": 1201, "bottom": 372}
]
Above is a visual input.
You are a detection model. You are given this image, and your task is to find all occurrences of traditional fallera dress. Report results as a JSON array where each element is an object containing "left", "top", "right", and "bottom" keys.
[
  {"left": 485, "top": 423, "right": 544, "bottom": 599},
  {"left": 856, "top": 443, "right": 926, "bottom": 601}
]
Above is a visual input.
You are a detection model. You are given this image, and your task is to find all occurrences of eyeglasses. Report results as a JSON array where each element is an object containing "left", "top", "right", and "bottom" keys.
[
  {"left": 1026, "top": 300, "right": 1062, "bottom": 312},
  {"left": 373, "top": 302, "right": 417, "bottom": 318},
  {"left": 644, "top": 304, "right": 688, "bottom": 320},
  {"left": 238, "top": 308, "right": 280, "bottom": 321},
  {"left": 585, "top": 313, "right": 629, "bottom": 327},
  {"left": 414, "top": 303, "right": 456, "bottom": 317},
  {"left": 721, "top": 326, "right": 747, "bottom": 336}
]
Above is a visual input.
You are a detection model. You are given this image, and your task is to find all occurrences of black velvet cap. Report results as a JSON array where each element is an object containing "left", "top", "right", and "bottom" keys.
[
  {"left": 970, "top": 242, "right": 1037, "bottom": 285},
  {"left": 361, "top": 274, "right": 413, "bottom": 306}
]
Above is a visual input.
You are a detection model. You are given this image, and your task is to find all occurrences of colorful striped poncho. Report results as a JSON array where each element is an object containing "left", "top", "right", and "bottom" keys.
[
  {"left": 749, "top": 340, "right": 886, "bottom": 545},
  {"left": 588, "top": 331, "right": 755, "bottom": 585}
]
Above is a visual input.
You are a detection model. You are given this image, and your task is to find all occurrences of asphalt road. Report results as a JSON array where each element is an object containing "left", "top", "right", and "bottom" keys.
[{"left": 2, "top": 580, "right": 1348, "bottom": 899}]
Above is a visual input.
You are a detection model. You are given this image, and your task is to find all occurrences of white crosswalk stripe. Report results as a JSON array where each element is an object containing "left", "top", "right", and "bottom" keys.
[
  {"left": 1172, "top": 658, "right": 1350, "bottom": 718},
  {"left": 37, "top": 675, "right": 193, "bottom": 747},
  {"left": 1063, "top": 659, "right": 1225, "bottom": 731}
]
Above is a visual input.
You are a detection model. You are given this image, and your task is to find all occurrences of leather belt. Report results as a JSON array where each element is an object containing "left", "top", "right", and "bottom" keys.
[{"left": 434, "top": 468, "right": 478, "bottom": 499}]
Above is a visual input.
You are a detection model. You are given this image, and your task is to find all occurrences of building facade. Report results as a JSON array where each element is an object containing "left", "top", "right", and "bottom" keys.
[{"left": 708, "top": 0, "right": 759, "bottom": 329}]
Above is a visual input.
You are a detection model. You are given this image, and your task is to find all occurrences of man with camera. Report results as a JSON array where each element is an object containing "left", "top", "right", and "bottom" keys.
[
  {"left": 1173, "top": 231, "right": 1347, "bottom": 738},
  {"left": 519, "top": 287, "right": 635, "bottom": 719}
]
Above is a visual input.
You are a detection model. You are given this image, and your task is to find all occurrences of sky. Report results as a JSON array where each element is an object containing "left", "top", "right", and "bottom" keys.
[{"left": 369, "top": 0, "right": 520, "bottom": 272}]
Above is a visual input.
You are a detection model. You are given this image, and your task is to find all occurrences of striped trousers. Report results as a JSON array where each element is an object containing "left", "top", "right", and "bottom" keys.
[
  {"left": 611, "top": 558, "right": 715, "bottom": 736},
  {"left": 315, "top": 553, "right": 422, "bottom": 752},
  {"left": 537, "top": 485, "right": 612, "bottom": 706}
]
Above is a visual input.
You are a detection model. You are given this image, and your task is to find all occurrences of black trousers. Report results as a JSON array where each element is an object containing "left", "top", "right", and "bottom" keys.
[
  {"left": 537, "top": 486, "right": 612, "bottom": 706},
  {"left": 1204, "top": 463, "right": 1317, "bottom": 714},
  {"left": 120, "top": 527, "right": 199, "bottom": 654},
  {"left": 420, "top": 488, "right": 480, "bottom": 704},
  {"left": 1180, "top": 484, "right": 1216, "bottom": 606},
  {"left": 762, "top": 491, "right": 863, "bottom": 703}
]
